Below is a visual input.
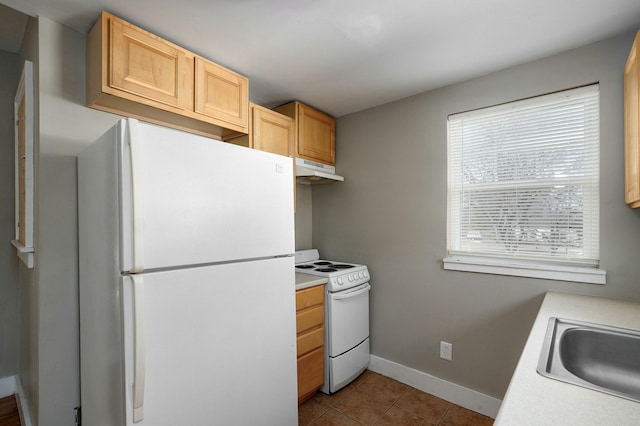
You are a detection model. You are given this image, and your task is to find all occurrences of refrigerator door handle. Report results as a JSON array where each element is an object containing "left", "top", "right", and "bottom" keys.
[
  {"left": 127, "top": 118, "right": 145, "bottom": 273},
  {"left": 132, "top": 274, "right": 146, "bottom": 422}
]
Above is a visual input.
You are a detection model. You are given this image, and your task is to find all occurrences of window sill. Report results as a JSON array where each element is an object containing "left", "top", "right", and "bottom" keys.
[
  {"left": 443, "top": 256, "right": 606, "bottom": 285},
  {"left": 11, "top": 240, "right": 34, "bottom": 269}
]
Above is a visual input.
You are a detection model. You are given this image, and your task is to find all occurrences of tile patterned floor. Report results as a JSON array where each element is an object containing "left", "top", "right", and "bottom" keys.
[
  {"left": 299, "top": 371, "right": 494, "bottom": 426},
  {"left": 0, "top": 395, "right": 21, "bottom": 426}
]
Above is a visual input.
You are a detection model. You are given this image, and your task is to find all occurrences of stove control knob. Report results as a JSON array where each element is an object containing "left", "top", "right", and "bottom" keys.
[
  {"left": 337, "top": 277, "right": 344, "bottom": 285},
  {"left": 364, "top": 271, "right": 369, "bottom": 279},
  {"left": 358, "top": 272, "right": 364, "bottom": 279},
  {"left": 348, "top": 274, "right": 354, "bottom": 282}
]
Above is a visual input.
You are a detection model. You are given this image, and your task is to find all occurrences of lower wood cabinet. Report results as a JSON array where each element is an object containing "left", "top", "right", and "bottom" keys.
[
  {"left": 295, "top": 285, "right": 324, "bottom": 404},
  {"left": 297, "top": 348, "right": 324, "bottom": 401}
]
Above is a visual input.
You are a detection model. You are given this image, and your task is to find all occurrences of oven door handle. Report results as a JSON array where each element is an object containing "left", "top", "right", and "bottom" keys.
[{"left": 333, "top": 283, "right": 370, "bottom": 300}]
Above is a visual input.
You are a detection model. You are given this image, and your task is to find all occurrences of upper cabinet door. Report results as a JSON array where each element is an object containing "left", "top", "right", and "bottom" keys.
[
  {"left": 253, "top": 105, "right": 294, "bottom": 157},
  {"left": 297, "top": 103, "right": 335, "bottom": 166},
  {"left": 625, "top": 31, "right": 640, "bottom": 208},
  {"left": 109, "top": 17, "right": 192, "bottom": 110},
  {"left": 195, "top": 57, "right": 249, "bottom": 131}
]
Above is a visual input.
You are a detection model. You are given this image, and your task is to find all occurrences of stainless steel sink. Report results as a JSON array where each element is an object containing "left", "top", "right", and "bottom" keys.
[{"left": 537, "top": 317, "right": 640, "bottom": 403}]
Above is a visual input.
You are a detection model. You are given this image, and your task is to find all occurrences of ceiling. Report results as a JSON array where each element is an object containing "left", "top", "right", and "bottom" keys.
[{"left": 2, "top": 0, "right": 640, "bottom": 117}]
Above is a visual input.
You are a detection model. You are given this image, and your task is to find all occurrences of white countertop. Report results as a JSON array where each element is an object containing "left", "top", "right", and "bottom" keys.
[
  {"left": 495, "top": 292, "right": 640, "bottom": 426},
  {"left": 295, "top": 273, "right": 327, "bottom": 291}
]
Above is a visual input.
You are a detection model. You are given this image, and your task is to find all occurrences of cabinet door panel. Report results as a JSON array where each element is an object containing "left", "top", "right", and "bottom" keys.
[
  {"left": 297, "top": 347, "right": 324, "bottom": 400},
  {"left": 254, "top": 107, "right": 294, "bottom": 156},
  {"left": 110, "top": 18, "right": 191, "bottom": 109},
  {"left": 195, "top": 58, "right": 248, "bottom": 129},
  {"left": 625, "top": 34, "right": 640, "bottom": 207},
  {"left": 298, "top": 104, "right": 335, "bottom": 165}
]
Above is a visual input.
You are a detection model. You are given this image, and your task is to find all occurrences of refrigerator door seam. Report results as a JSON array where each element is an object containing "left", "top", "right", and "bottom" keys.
[
  {"left": 127, "top": 118, "right": 145, "bottom": 273},
  {"left": 132, "top": 274, "right": 146, "bottom": 422}
]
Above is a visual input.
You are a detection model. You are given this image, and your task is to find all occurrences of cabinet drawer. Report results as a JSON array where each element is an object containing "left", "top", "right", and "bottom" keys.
[
  {"left": 297, "top": 347, "right": 324, "bottom": 401},
  {"left": 296, "top": 306, "right": 323, "bottom": 334},
  {"left": 296, "top": 285, "right": 324, "bottom": 311},
  {"left": 297, "top": 326, "right": 324, "bottom": 357}
]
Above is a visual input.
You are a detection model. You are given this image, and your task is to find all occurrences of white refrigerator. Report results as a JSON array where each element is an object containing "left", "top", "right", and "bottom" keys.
[{"left": 78, "top": 118, "right": 298, "bottom": 425}]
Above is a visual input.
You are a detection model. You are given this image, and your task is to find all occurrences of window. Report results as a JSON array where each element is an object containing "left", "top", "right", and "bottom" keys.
[
  {"left": 445, "top": 85, "right": 605, "bottom": 284},
  {"left": 12, "top": 60, "right": 35, "bottom": 269}
]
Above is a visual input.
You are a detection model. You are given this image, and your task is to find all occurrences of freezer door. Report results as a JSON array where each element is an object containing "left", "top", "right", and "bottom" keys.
[
  {"left": 121, "top": 257, "right": 298, "bottom": 425},
  {"left": 119, "top": 119, "right": 295, "bottom": 272}
]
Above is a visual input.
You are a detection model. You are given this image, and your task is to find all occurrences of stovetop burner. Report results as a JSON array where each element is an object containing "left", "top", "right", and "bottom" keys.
[
  {"left": 332, "top": 264, "right": 354, "bottom": 269},
  {"left": 295, "top": 262, "right": 356, "bottom": 270},
  {"left": 295, "top": 249, "right": 370, "bottom": 292}
]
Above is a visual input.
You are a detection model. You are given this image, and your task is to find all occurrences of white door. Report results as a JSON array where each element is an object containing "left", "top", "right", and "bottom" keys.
[
  {"left": 120, "top": 257, "right": 298, "bottom": 426},
  {"left": 327, "top": 283, "right": 370, "bottom": 357},
  {"left": 119, "top": 119, "right": 295, "bottom": 272}
]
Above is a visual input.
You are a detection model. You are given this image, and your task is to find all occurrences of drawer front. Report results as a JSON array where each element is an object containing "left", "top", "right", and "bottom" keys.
[
  {"left": 296, "top": 306, "right": 323, "bottom": 334},
  {"left": 296, "top": 285, "right": 324, "bottom": 311},
  {"left": 297, "top": 326, "right": 324, "bottom": 357},
  {"left": 297, "top": 347, "right": 324, "bottom": 400}
]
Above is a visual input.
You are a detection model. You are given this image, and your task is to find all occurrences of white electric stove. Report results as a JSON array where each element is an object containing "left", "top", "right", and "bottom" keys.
[{"left": 295, "top": 249, "right": 370, "bottom": 394}]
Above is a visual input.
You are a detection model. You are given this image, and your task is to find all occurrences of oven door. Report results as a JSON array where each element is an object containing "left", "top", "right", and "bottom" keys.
[{"left": 327, "top": 282, "right": 370, "bottom": 357}]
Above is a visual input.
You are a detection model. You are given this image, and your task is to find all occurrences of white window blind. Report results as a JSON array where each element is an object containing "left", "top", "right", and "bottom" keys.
[{"left": 447, "top": 85, "right": 600, "bottom": 268}]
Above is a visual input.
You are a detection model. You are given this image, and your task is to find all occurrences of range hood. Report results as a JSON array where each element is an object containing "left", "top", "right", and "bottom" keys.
[{"left": 295, "top": 158, "right": 344, "bottom": 184}]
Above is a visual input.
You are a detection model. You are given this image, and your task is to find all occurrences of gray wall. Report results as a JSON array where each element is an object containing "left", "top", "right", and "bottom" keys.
[
  {"left": 18, "top": 15, "right": 39, "bottom": 424},
  {"left": 10, "top": 16, "right": 120, "bottom": 425},
  {"left": 0, "top": 49, "right": 21, "bottom": 379},
  {"left": 34, "top": 17, "right": 120, "bottom": 425},
  {"left": 310, "top": 31, "right": 640, "bottom": 399},
  {"left": 295, "top": 183, "right": 313, "bottom": 250}
]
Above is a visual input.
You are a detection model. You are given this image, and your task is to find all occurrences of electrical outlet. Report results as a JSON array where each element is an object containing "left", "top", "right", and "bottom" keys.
[{"left": 440, "top": 341, "right": 452, "bottom": 361}]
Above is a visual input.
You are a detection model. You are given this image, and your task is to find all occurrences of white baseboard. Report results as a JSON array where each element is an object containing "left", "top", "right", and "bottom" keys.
[
  {"left": 369, "top": 355, "right": 502, "bottom": 419},
  {"left": 15, "top": 376, "right": 33, "bottom": 426},
  {"left": 0, "top": 375, "right": 16, "bottom": 398}
]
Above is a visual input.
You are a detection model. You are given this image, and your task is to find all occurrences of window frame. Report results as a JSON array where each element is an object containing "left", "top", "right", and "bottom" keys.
[
  {"left": 444, "top": 85, "right": 605, "bottom": 285},
  {"left": 12, "top": 60, "right": 35, "bottom": 269}
]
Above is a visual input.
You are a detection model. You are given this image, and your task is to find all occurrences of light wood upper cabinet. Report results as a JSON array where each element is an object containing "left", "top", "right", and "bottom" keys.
[
  {"left": 253, "top": 105, "right": 294, "bottom": 156},
  {"left": 227, "top": 103, "right": 294, "bottom": 156},
  {"left": 274, "top": 101, "right": 336, "bottom": 166},
  {"left": 87, "top": 11, "right": 248, "bottom": 140},
  {"left": 195, "top": 57, "right": 248, "bottom": 131},
  {"left": 109, "top": 17, "right": 193, "bottom": 110},
  {"left": 625, "top": 30, "right": 640, "bottom": 208}
]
